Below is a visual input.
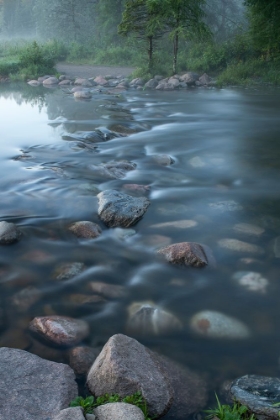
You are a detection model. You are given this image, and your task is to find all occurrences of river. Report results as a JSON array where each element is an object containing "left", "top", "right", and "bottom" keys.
[{"left": 1, "top": 82, "right": 280, "bottom": 409}]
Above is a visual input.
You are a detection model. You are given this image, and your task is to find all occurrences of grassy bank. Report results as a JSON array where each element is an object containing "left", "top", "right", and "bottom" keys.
[{"left": 0, "top": 36, "right": 279, "bottom": 86}]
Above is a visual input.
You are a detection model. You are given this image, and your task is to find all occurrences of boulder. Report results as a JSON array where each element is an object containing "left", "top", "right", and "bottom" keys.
[
  {"left": 230, "top": 375, "right": 280, "bottom": 420},
  {"left": 43, "top": 76, "right": 59, "bottom": 85},
  {"left": 190, "top": 310, "right": 250, "bottom": 339},
  {"left": 0, "top": 347, "right": 77, "bottom": 420},
  {"left": 87, "top": 334, "right": 207, "bottom": 420},
  {"left": 27, "top": 80, "right": 40, "bottom": 86},
  {"left": 144, "top": 79, "right": 158, "bottom": 89},
  {"left": 179, "top": 72, "right": 199, "bottom": 85},
  {"left": 68, "top": 221, "right": 102, "bottom": 239},
  {"left": 0, "top": 221, "right": 22, "bottom": 244},
  {"left": 97, "top": 190, "right": 150, "bottom": 228},
  {"left": 74, "top": 90, "right": 92, "bottom": 99},
  {"left": 53, "top": 407, "right": 85, "bottom": 420},
  {"left": 74, "top": 78, "right": 92, "bottom": 86},
  {"left": 94, "top": 403, "right": 144, "bottom": 420},
  {"left": 157, "top": 241, "right": 215, "bottom": 268},
  {"left": 94, "top": 76, "right": 108, "bottom": 86},
  {"left": 58, "top": 79, "right": 72, "bottom": 86},
  {"left": 168, "top": 77, "right": 180, "bottom": 88},
  {"left": 29, "top": 315, "right": 90, "bottom": 347},
  {"left": 199, "top": 73, "right": 212, "bottom": 85}
]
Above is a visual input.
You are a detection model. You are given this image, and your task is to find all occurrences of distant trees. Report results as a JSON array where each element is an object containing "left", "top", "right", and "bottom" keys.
[{"left": 245, "top": 0, "right": 280, "bottom": 57}]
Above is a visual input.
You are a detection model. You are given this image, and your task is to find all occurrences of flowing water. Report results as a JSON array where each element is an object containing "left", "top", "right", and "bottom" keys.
[{"left": 1, "top": 83, "right": 280, "bottom": 405}]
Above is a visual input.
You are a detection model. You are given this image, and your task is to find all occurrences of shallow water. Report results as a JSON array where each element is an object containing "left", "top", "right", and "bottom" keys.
[{"left": 1, "top": 83, "right": 280, "bottom": 408}]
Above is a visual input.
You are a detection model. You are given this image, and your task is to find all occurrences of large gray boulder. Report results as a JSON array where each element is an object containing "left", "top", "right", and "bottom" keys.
[
  {"left": 0, "top": 347, "right": 78, "bottom": 420},
  {"left": 94, "top": 403, "right": 144, "bottom": 420},
  {"left": 97, "top": 190, "right": 150, "bottom": 228},
  {"left": 87, "top": 334, "right": 207, "bottom": 419},
  {"left": 230, "top": 375, "right": 280, "bottom": 420}
]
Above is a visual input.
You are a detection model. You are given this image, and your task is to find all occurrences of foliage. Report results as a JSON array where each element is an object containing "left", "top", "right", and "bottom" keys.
[
  {"left": 205, "top": 394, "right": 256, "bottom": 420},
  {"left": 69, "top": 391, "right": 152, "bottom": 420}
]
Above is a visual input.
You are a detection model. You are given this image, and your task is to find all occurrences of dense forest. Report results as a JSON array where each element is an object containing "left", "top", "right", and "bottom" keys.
[{"left": 0, "top": 0, "right": 279, "bottom": 84}]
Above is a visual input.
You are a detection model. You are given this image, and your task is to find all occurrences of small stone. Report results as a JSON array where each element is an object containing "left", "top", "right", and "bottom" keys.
[
  {"left": 126, "top": 301, "right": 183, "bottom": 336},
  {"left": 151, "top": 154, "right": 175, "bottom": 166},
  {"left": 0, "top": 221, "right": 22, "bottom": 244},
  {"left": 232, "top": 271, "right": 269, "bottom": 293},
  {"left": 233, "top": 223, "right": 265, "bottom": 237},
  {"left": 86, "top": 414, "right": 96, "bottom": 420},
  {"left": 158, "top": 242, "right": 215, "bottom": 268},
  {"left": 94, "top": 403, "right": 144, "bottom": 420},
  {"left": 150, "top": 220, "right": 198, "bottom": 229},
  {"left": 29, "top": 315, "right": 90, "bottom": 347},
  {"left": 190, "top": 310, "right": 250, "bottom": 339},
  {"left": 218, "top": 238, "right": 265, "bottom": 255},
  {"left": 53, "top": 407, "right": 85, "bottom": 420},
  {"left": 98, "top": 190, "right": 150, "bottom": 228},
  {"left": 89, "top": 281, "right": 126, "bottom": 299},
  {"left": 54, "top": 262, "right": 85, "bottom": 280},
  {"left": 68, "top": 221, "right": 102, "bottom": 239}
]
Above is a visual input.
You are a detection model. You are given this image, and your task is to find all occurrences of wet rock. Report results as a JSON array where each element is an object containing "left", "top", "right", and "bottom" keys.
[
  {"left": 230, "top": 375, "right": 280, "bottom": 420},
  {"left": 97, "top": 189, "right": 150, "bottom": 228},
  {"left": 233, "top": 223, "right": 265, "bottom": 237},
  {"left": 43, "top": 76, "right": 59, "bottom": 85},
  {"left": 11, "top": 286, "right": 41, "bottom": 312},
  {"left": 68, "top": 346, "right": 99, "bottom": 378},
  {"left": 0, "top": 328, "right": 31, "bottom": 350},
  {"left": 122, "top": 184, "right": 150, "bottom": 195},
  {"left": 126, "top": 301, "right": 183, "bottom": 336},
  {"left": 27, "top": 80, "right": 40, "bottom": 86},
  {"left": 158, "top": 242, "right": 215, "bottom": 268},
  {"left": 179, "top": 72, "right": 199, "bottom": 85},
  {"left": 91, "top": 161, "right": 136, "bottom": 179},
  {"left": 0, "top": 221, "right": 22, "bottom": 244},
  {"left": 94, "top": 76, "right": 108, "bottom": 85},
  {"left": 113, "top": 228, "right": 136, "bottom": 240},
  {"left": 89, "top": 281, "right": 126, "bottom": 299},
  {"left": 0, "top": 347, "right": 77, "bottom": 420},
  {"left": 232, "top": 271, "right": 269, "bottom": 293},
  {"left": 87, "top": 334, "right": 207, "bottom": 420},
  {"left": 273, "top": 236, "right": 280, "bottom": 258},
  {"left": 74, "top": 90, "right": 92, "bottom": 99},
  {"left": 151, "top": 154, "right": 175, "bottom": 166},
  {"left": 54, "top": 407, "right": 85, "bottom": 420},
  {"left": 29, "top": 315, "right": 90, "bottom": 347},
  {"left": 218, "top": 238, "right": 265, "bottom": 255},
  {"left": 68, "top": 221, "right": 102, "bottom": 239},
  {"left": 108, "top": 124, "right": 142, "bottom": 135},
  {"left": 54, "top": 262, "right": 85, "bottom": 280},
  {"left": 58, "top": 79, "right": 72, "bottom": 86},
  {"left": 168, "top": 77, "right": 180, "bottom": 88},
  {"left": 189, "top": 156, "right": 205, "bottom": 167},
  {"left": 74, "top": 78, "right": 92, "bottom": 86},
  {"left": 156, "top": 81, "right": 175, "bottom": 90},
  {"left": 129, "top": 77, "right": 145, "bottom": 87},
  {"left": 144, "top": 79, "right": 158, "bottom": 89},
  {"left": 209, "top": 200, "right": 243, "bottom": 212},
  {"left": 190, "top": 310, "right": 250, "bottom": 339},
  {"left": 38, "top": 75, "right": 51, "bottom": 82},
  {"left": 199, "top": 73, "right": 212, "bottom": 85},
  {"left": 94, "top": 403, "right": 144, "bottom": 420},
  {"left": 150, "top": 220, "right": 198, "bottom": 229}
]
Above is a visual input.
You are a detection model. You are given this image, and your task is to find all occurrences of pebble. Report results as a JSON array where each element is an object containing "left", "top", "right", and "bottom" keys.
[
  {"left": 232, "top": 271, "right": 269, "bottom": 293},
  {"left": 233, "top": 223, "right": 265, "bottom": 237},
  {"left": 126, "top": 301, "right": 183, "bottom": 336},
  {"left": 29, "top": 315, "right": 90, "bottom": 347},
  {"left": 68, "top": 221, "right": 102, "bottom": 239},
  {"left": 0, "top": 221, "right": 22, "bottom": 244},
  {"left": 190, "top": 310, "right": 250, "bottom": 339},
  {"left": 151, "top": 154, "right": 175, "bottom": 166},
  {"left": 218, "top": 238, "right": 265, "bottom": 255}
]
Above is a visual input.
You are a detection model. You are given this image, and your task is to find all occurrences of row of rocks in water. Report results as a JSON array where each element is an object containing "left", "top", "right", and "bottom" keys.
[
  {"left": 1, "top": 335, "right": 280, "bottom": 420},
  {"left": 26, "top": 71, "right": 215, "bottom": 95}
]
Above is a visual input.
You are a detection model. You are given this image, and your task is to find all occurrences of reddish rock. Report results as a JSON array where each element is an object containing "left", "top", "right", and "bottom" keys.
[
  {"left": 68, "top": 221, "right": 102, "bottom": 239},
  {"left": 158, "top": 242, "right": 215, "bottom": 268},
  {"left": 29, "top": 315, "right": 90, "bottom": 347}
]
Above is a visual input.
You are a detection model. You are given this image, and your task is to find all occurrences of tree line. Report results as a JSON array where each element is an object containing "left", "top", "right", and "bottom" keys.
[{"left": 0, "top": 0, "right": 279, "bottom": 70}]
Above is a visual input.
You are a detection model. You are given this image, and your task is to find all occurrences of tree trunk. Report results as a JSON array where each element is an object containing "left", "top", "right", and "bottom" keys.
[
  {"left": 148, "top": 35, "right": 153, "bottom": 73},
  {"left": 173, "top": 32, "right": 179, "bottom": 75}
]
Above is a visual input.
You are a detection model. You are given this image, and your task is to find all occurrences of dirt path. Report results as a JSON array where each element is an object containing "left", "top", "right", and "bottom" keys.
[{"left": 56, "top": 62, "right": 135, "bottom": 79}]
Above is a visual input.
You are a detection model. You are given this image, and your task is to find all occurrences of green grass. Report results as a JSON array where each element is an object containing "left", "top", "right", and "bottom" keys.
[
  {"left": 69, "top": 391, "right": 153, "bottom": 420},
  {"left": 205, "top": 394, "right": 256, "bottom": 420}
]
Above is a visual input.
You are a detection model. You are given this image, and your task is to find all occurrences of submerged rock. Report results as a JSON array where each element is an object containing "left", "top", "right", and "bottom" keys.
[
  {"left": 209, "top": 200, "right": 243, "bottom": 212},
  {"left": 29, "top": 315, "right": 90, "bottom": 347},
  {"left": 218, "top": 238, "right": 264, "bottom": 255},
  {"left": 74, "top": 90, "right": 92, "bottom": 99},
  {"left": 89, "top": 281, "right": 126, "bottom": 299},
  {"left": 0, "top": 221, "right": 22, "bottom": 244},
  {"left": 91, "top": 160, "right": 137, "bottom": 179},
  {"left": 68, "top": 221, "right": 102, "bottom": 239},
  {"left": 43, "top": 76, "right": 59, "bottom": 85},
  {"left": 232, "top": 271, "right": 269, "bottom": 293},
  {"left": 230, "top": 375, "right": 280, "bottom": 420},
  {"left": 158, "top": 242, "right": 215, "bottom": 268},
  {"left": 233, "top": 223, "right": 265, "bottom": 237},
  {"left": 151, "top": 154, "right": 175, "bottom": 166},
  {"left": 151, "top": 220, "right": 198, "bottom": 229},
  {"left": 190, "top": 310, "right": 250, "bottom": 339},
  {"left": 54, "top": 262, "right": 85, "bottom": 280},
  {"left": 97, "top": 189, "right": 150, "bottom": 228},
  {"left": 126, "top": 301, "right": 183, "bottom": 336}
]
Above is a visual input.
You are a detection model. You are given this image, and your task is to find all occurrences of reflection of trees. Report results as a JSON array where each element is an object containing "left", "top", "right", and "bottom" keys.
[{"left": 0, "top": 82, "right": 54, "bottom": 112}]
